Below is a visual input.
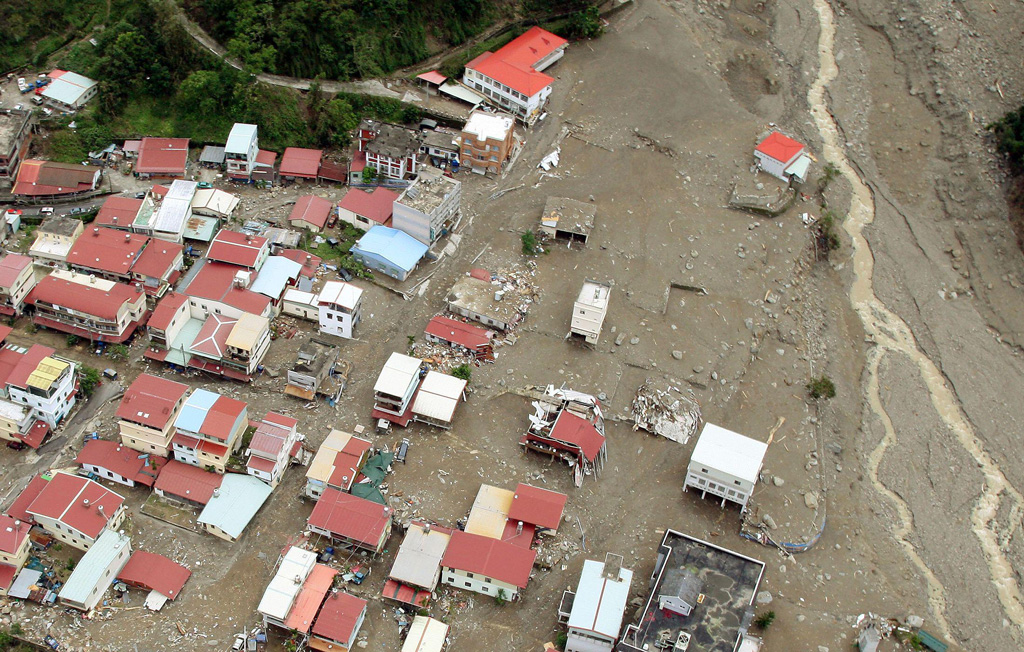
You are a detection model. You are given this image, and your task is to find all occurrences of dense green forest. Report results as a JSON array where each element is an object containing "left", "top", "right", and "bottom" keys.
[{"left": 0, "top": 0, "right": 114, "bottom": 71}]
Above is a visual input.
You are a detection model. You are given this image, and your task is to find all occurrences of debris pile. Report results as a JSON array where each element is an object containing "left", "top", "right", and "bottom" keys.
[{"left": 631, "top": 381, "right": 702, "bottom": 445}]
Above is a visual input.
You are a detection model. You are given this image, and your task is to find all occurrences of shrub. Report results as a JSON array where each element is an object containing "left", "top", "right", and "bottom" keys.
[
  {"left": 567, "top": 6, "right": 603, "bottom": 40},
  {"left": 988, "top": 105, "right": 1024, "bottom": 172},
  {"left": 754, "top": 610, "right": 776, "bottom": 629},
  {"left": 106, "top": 344, "right": 129, "bottom": 361},
  {"left": 451, "top": 364, "right": 472, "bottom": 382},
  {"left": 818, "top": 162, "right": 839, "bottom": 193},
  {"left": 65, "top": 334, "right": 81, "bottom": 347},
  {"left": 521, "top": 231, "right": 538, "bottom": 256},
  {"left": 807, "top": 376, "right": 836, "bottom": 399},
  {"left": 362, "top": 166, "right": 378, "bottom": 185},
  {"left": 555, "top": 632, "right": 568, "bottom": 650},
  {"left": 494, "top": 588, "right": 508, "bottom": 606},
  {"left": 814, "top": 211, "right": 841, "bottom": 259}
]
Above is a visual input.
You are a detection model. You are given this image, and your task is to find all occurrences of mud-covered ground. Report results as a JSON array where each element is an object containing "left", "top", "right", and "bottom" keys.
[{"left": 2, "top": 0, "right": 1024, "bottom": 650}]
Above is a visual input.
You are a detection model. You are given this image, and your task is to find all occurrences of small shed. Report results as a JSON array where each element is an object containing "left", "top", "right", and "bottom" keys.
[
  {"left": 401, "top": 616, "right": 449, "bottom": 652},
  {"left": 684, "top": 422, "right": 768, "bottom": 511},
  {"left": 540, "top": 197, "right": 595, "bottom": 245},
  {"left": 199, "top": 145, "right": 226, "bottom": 168},
  {"left": 416, "top": 71, "right": 448, "bottom": 96},
  {"left": 411, "top": 371, "right": 466, "bottom": 430}
]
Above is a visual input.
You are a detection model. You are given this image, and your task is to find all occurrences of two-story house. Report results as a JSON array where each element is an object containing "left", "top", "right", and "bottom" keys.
[
  {"left": 0, "top": 254, "right": 38, "bottom": 317},
  {"left": 28, "top": 216, "right": 84, "bottom": 267},
  {"left": 225, "top": 123, "right": 259, "bottom": 180},
  {"left": 462, "top": 27, "right": 568, "bottom": 122},
  {"left": 20, "top": 472, "right": 126, "bottom": 551},
  {"left": 0, "top": 514, "right": 31, "bottom": 596},
  {"left": 246, "top": 412, "right": 300, "bottom": 488},
  {"left": 358, "top": 121, "right": 422, "bottom": 180},
  {"left": 372, "top": 352, "right": 423, "bottom": 427},
  {"left": 0, "top": 337, "right": 78, "bottom": 429},
  {"left": 171, "top": 389, "right": 248, "bottom": 473}
]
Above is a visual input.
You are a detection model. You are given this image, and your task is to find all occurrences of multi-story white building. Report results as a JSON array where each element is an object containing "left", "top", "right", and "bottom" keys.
[
  {"left": 0, "top": 340, "right": 78, "bottom": 429},
  {"left": 317, "top": 281, "right": 363, "bottom": 339},
  {"left": 684, "top": 422, "right": 768, "bottom": 511},
  {"left": 372, "top": 352, "right": 423, "bottom": 426},
  {"left": 357, "top": 121, "right": 422, "bottom": 180},
  {"left": 225, "top": 123, "right": 259, "bottom": 180},
  {"left": 558, "top": 556, "right": 633, "bottom": 652},
  {"left": 392, "top": 167, "right": 461, "bottom": 245},
  {"left": 462, "top": 27, "right": 567, "bottom": 122},
  {"left": 570, "top": 280, "right": 611, "bottom": 345},
  {"left": 0, "top": 254, "right": 38, "bottom": 317}
]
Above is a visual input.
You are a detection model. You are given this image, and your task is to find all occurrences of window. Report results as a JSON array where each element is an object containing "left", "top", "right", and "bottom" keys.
[
  {"left": 733, "top": 480, "right": 741, "bottom": 485},
  {"left": 464, "top": 581, "right": 472, "bottom": 588},
  {"left": 466, "top": 572, "right": 474, "bottom": 579},
  {"left": 701, "top": 468, "right": 708, "bottom": 473}
]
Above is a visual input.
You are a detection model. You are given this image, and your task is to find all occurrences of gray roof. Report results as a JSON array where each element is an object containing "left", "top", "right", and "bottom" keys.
[
  {"left": 422, "top": 130, "right": 459, "bottom": 153},
  {"left": 41, "top": 71, "right": 97, "bottom": 106},
  {"left": 197, "top": 474, "right": 272, "bottom": 539},
  {"left": 367, "top": 123, "right": 423, "bottom": 161},
  {"left": 39, "top": 216, "right": 82, "bottom": 237},
  {"left": 200, "top": 145, "right": 226, "bottom": 164},
  {"left": 58, "top": 530, "right": 130, "bottom": 605}
]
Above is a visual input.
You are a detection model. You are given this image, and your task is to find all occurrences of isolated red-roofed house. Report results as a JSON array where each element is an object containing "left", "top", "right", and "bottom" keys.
[
  {"left": 753, "top": 131, "right": 812, "bottom": 183},
  {"left": 117, "top": 550, "right": 191, "bottom": 601},
  {"left": 135, "top": 138, "right": 189, "bottom": 178}
]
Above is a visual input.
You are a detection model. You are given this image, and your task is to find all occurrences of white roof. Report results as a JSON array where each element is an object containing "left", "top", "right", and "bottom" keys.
[
  {"left": 784, "top": 154, "right": 812, "bottom": 180},
  {"left": 401, "top": 616, "right": 450, "bottom": 652},
  {"left": 373, "top": 352, "right": 421, "bottom": 396},
  {"left": 0, "top": 398, "right": 28, "bottom": 422},
  {"left": 153, "top": 180, "right": 197, "bottom": 233},
  {"left": 689, "top": 423, "right": 768, "bottom": 483},
  {"left": 568, "top": 559, "right": 634, "bottom": 639},
  {"left": 257, "top": 546, "right": 316, "bottom": 621},
  {"left": 191, "top": 188, "right": 239, "bottom": 217},
  {"left": 576, "top": 281, "right": 610, "bottom": 309},
  {"left": 59, "top": 530, "right": 130, "bottom": 605},
  {"left": 411, "top": 371, "right": 465, "bottom": 423},
  {"left": 318, "top": 281, "right": 363, "bottom": 311},
  {"left": 283, "top": 288, "right": 317, "bottom": 307},
  {"left": 42, "top": 71, "right": 97, "bottom": 106},
  {"left": 463, "top": 111, "right": 514, "bottom": 142},
  {"left": 49, "top": 268, "right": 117, "bottom": 291},
  {"left": 389, "top": 525, "right": 452, "bottom": 590},
  {"left": 225, "top": 123, "right": 258, "bottom": 155}
]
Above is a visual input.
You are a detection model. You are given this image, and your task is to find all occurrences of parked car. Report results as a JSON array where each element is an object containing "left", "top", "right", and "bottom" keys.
[
  {"left": 69, "top": 207, "right": 82, "bottom": 215},
  {"left": 395, "top": 438, "right": 410, "bottom": 464},
  {"left": 41, "top": 107, "right": 53, "bottom": 117},
  {"left": 337, "top": 267, "right": 353, "bottom": 282},
  {"left": 44, "top": 635, "right": 60, "bottom": 650},
  {"left": 40, "top": 207, "right": 54, "bottom": 215},
  {"left": 13, "top": 104, "right": 24, "bottom": 111},
  {"left": 134, "top": 191, "right": 147, "bottom": 199},
  {"left": 326, "top": 212, "right": 338, "bottom": 229},
  {"left": 197, "top": 182, "right": 212, "bottom": 189},
  {"left": 102, "top": 368, "right": 118, "bottom": 380}
]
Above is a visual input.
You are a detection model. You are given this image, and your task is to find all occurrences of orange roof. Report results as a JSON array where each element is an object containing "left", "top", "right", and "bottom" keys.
[
  {"left": 416, "top": 71, "right": 447, "bottom": 85},
  {"left": 289, "top": 195, "right": 334, "bottom": 229},
  {"left": 136, "top": 138, "right": 190, "bottom": 175},
  {"left": 94, "top": 196, "right": 142, "bottom": 228},
  {"left": 285, "top": 564, "right": 338, "bottom": 633},
  {"left": 755, "top": 131, "right": 805, "bottom": 164},
  {"left": 467, "top": 26, "right": 567, "bottom": 97},
  {"left": 12, "top": 160, "right": 99, "bottom": 196}
]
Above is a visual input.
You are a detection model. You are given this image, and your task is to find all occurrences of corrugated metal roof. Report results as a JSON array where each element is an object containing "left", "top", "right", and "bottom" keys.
[
  {"left": 567, "top": 559, "right": 633, "bottom": 639},
  {"left": 173, "top": 388, "right": 219, "bottom": 433},
  {"left": 197, "top": 474, "right": 272, "bottom": 539},
  {"left": 689, "top": 423, "right": 767, "bottom": 484},
  {"left": 352, "top": 226, "right": 427, "bottom": 273},
  {"left": 373, "top": 352, "right": 421, "bottom": 396},
  {"left": 317, "top": 281, "right": 362, "bottom": 311},
  {"left": 41, "top": 71, "right": 97, "bottom": 105},
  {"left": 225, "top": 124, "right": 258, "bottom": 156},
  {"left": 464, "top": 484, "right": 514, "bottom": 539},
  {"left": 26, "top": 357, "right": 68, "bottom": 391},
  {"left": 258, "top": 546, "right": 315, "bottom": 621},
  {"left": 411, "top": 371, "right": 464, "bottom": 423},
  {"left": 401, "top": 616, "right": 449, "bottom": 652},
  {"left": 250, "top": 256, "right": 302, "bottom": 299},
  {"left": 58, "top": 530, "right": 130, "bottom": 605},
  {"left": 390, "top": 525, "right": 451, "bottom": 590}
]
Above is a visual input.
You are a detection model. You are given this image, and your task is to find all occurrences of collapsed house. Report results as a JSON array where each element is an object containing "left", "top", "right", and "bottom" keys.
[
  {"left": 285, "top": 340, "right": 348, "bottom": 404},
  {"left": 521, "top": 386, "right": 607, "bottom": 487},
  {"left": 539, "top": 197, "right": 595, "bottom": 245},
  {"left": 632, "top": 381, "right": 702, "bottom": 445}
]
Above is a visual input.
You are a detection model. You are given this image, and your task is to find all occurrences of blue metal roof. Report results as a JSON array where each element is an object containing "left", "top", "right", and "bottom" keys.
[
  {"left": 352, "top": 226, "right": 428, "bottom": 273},
  {"left": 58, "top": 530, "right": 130, "bottom": 605},
  {"left": 197, "top": 474, "right": 273, "bottom": 539},
  {"left": 174, "top": 388, "right": 220, "bottom": 433},
  {"left": 250, "top": 256, "right": 303, "bottom": 299}
]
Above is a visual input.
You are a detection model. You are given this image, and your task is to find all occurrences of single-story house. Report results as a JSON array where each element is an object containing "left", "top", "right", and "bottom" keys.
[
  {"left": 337, "top": 187, "right": 398, "bottom": 229},
  {"left": 351, "top": 226, "right": 428, "bottom": 282},
  {"left": 754, "top": 131, "right": 811, "bottom": 184},
  {"left": 197, "top": 473, "right": 273, "bottom": 542},
  {"left": 306, "top": 488, "right": 392, "bottom": 554},
  {"left": 279, "top": 147, "right": 323, "bottom": 181},
  {"left": 288, "top": 195, "right": 334, "bottom": 232},
  {"left": 116, "top": 550, "right": 191, "bottom": 605},
  {"left": 75, "top": 439, "right": 166, "bottom": 488},
  {"left": 58, "top": 530, "right": 131, "bottom": 611}
]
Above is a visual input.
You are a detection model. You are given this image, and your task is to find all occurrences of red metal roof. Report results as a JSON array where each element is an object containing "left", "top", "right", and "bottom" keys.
[
  {"left": 424, "top": 316, "right": 493, "bottom": 351},
  {"left": 0, "top": 514, "right": 31, "bottom": 555},
  {"left": 132, "top": 241, "right": 183, "bottom": 280},
  {"left": 381, "top": 578, "right": 431, "bottom": 607},
  {"left": 247, "top": 456, "right": 277, "bottom": 474},
  {"left": 469, "top": 268, "right": 492, "bottom": 281},
  {"left": 94, "top": 196, "right": 142, "bottom": 228},
  {"left": 187, "top": 357, "right": 253, "bottom": 382},
  {"left": 5, "top": 474, "right": 48, "bottom": 523},
  {"left": 207, "top": 229, "right": 268, "bottom": 268},
  {"left": 312, "top": 590, "right": 367, "bottom": 645},
  {"left": 280, "top": 148, "right": 323, "bottom": 178},
  {"left": 117, "top": 550, "right": 191, "bottom": 599},
  {"left": 154, "top": 460, "right": 222, "bottom": 505},
  {"left": 755, "top": 131, "right": 805, "bottom": 165},
  {"left": 116, "top": 373, "right": 188, "bottom": 430},
  {"left": 184, "top": 262, "right": 271, "bottom": 315},
  {"left": 350, "top": 150, "right": 366, "bottom": 173},
  {"left": 148, "top": 292, "right": 188, "bottom": 331},
  {"left": 501, "top": 519, "right": 535, "bottom": 548},
  {"left": 279, "top": 249, "right": 322, "bottom": 279},
  {"left": 26, "top": 274, "right": 144, "bottom": 321},
  {"left": 5, "top": 344, "right": 55, "bottom": 390},
  {"left": 16, "top": 421, "right": 50, "bottom": 449},
  {"left": 288, "top": 195, "right": 334, "bottom": 230},
  {"left": 0, "top": 254, "right": 33, "bottom": 289},
  {"left": 0, "top": 563, "right": 16, "bottom": 593},
  {"left": 75, "top": 439, "right": 167, "bottom": 487},
  {"left": 549, "top": 410, "right": 606, "bottom": 462},
  {"left": 508, "top": 483, "right": 566, "bottom": 531},
  {"left": 440, "top": 530, "right": 536, "bottom": 588},
  {"left": 190, "top": 313, "right": 236, "bottom": 359},
  {"left": 338, "top": 187, "right": 398, "bottom": 226},
  {"left": 416, "top": 71, "right": 447, "bottom": 86},
  {"left": 328, "top": 437, "right": 372, "bottom": 491},
  {"left": 317, "top": 161, "right": 348, "bottom": 182},
  {"left": 67, "top": 227, "right": 147, "bottom": 276},
  {"left": 135, "top": 138, "right": 190, "bottom": 175},
  {"left": 0, "top": 325, "right": 11, "bottom": 345},
  {"left": 151, "top": 184, "right": 170, "bottom": 199},
  {"left": 307, "top": 488, "right": 390, "bottom": 549},
  {"left": 26, "top": 472, "right": 124, "bottom": 539},
  {"left": 255, "top": 149, "right": 277, "bottom": 167},
  {"left": 249, "top": 413, "right": 296, "bottom": 457},
  {"left": 467, "top": 26, "right": 567, "bottom": 97},
  {"left": 285, "top": 564, "right": 338, "bottom": 634},
  {"left": 12, "top": 160, "right": 99, "bottom": 196}
]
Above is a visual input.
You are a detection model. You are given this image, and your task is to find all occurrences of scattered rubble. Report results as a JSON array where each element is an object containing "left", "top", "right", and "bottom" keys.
[{"left": 631, "top": 381, "right": 702, "bottom": 445}]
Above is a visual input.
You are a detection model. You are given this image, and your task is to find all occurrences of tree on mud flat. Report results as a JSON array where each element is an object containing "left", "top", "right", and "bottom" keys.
[
  {"left": 813, "top": 210, "right": 841, "bottom": 261},
  {"left": 521, "top": 230, "right": 539, "bottom": 256},
  {"left": 451, "top": 363, "right": 472, "bottom": 382},
  {"left": 806, "top": 375, "right": 836, "bottom": 400},
  {"left": 817, "top": 161, "right": 840, "bottom": 195},
  {"left": 494, "top": 588, "right": 509, "bottom": 605},
  {"left": 567, "top": 6, "right": 603, "bottom": 39},
  {"left": 754, "top": 610, "right": 776, "bottom": 629},
  {"left": 988, "top": 105, "right": 1024, "bottom": 172},
  {"left": 79, "top": 366, "right": 101, "bottom": 398}
]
